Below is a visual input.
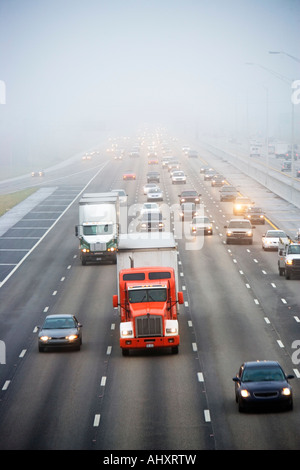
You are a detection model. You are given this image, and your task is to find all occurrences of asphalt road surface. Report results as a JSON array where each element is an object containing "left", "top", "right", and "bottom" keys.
[{"left": 0, "top": 138, "right": 300, "bottom": 451}]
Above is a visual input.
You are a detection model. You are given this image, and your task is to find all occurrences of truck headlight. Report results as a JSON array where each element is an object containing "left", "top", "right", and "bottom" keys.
[
  {"left": 121, "top": 329, "right": 133, "bottom": 337},
  {"left": 286, "top": 259, "right": 293, "bottom": 266},
  {"left": 166, "top": 327, "right": 178, "bottom": 334},
  {"left": 247, "top": 231, "right": 253, "bottom": 237}
]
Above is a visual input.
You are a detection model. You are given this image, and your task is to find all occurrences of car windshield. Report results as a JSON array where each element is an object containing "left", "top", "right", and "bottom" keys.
[
  {"left": 242, "top": 367, "right": 285, "bottom": 382},
  {"left": 266, "top": 231, "right": 286, "bottom": 238},
  {"left": 229, "top": 221, "right": 251, "bottom": 228},
  {"left": 83, "top": 224, "right": 113, "bottom": 235},
  {"left": 182, "top": 191, "right": 197, "bottom": 196},
  {"left": 128, "top": 288, "right": 167, "bottom": 303},
  {"left": 222, "top": 187, "right": 236, "bottom": 192},
  {"left": 236, "top": 198, "right": 251, "bottom": 203},
  {"left": 288, "top": 245, "right": 300, "bottom": 254},
  {"left": 193, "top": 217, "right": 209, "bottom": 223},
  {"left": 43, "top": 317, "right": 76, "bottom": 329},
  {"left": 141, "top": 213, "right": 162, "bottom": 221}
]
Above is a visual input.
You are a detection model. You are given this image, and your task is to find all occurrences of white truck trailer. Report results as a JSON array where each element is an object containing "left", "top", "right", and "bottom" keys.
[
  {"left": 75, "top": 192, "right": 120, "bottom": 265},
  {"left": 115, "top": 232, "right": 180, "bottom": 289}
]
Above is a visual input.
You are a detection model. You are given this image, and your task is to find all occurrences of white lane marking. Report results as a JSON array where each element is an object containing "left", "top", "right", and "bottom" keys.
[
  {"left": 204, "top": 409, "right": 211, "bottom": 422},
  {"left": 197, "top": 372, "right": 204, "bottom": 382},
  {"left": 2, "top": 380, "right": 10, "bottom": 391},
  {"left": 93, "top": 414, "right": 101, "bottom": 427}
]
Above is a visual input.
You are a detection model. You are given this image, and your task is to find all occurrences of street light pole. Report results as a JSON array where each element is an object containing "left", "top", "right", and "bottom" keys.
[{"left": 246, "top": 62, "right": 296, "bottom": 182}]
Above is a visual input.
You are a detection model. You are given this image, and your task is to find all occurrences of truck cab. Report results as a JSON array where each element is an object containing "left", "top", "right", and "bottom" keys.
[
  {"left": 113, "top": 266, "right": 184, "bottom": 355},
  {"left": 278, "top": 239, "right": 300, "bottom": 279}
]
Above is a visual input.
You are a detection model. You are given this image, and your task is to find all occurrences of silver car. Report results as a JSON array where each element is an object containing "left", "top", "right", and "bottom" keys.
[
  {"left": 147, "top": 187, "right": 163, "bottom": 201},
  {"left": 38, "top": 314, "right": 82, "bottom": 352}
]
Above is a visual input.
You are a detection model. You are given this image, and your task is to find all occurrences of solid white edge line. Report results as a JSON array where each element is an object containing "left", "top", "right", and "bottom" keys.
[{"left": 0, "top": 162, "right": 109, "bottom": 289}]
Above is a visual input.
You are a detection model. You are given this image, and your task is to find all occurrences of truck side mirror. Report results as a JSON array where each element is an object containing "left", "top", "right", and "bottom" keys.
[
  {"left": 75, "top": 226, "right": 79, "bottom": 237},
  {"left": 177, "top": 291, "right": 184, "bottom": 304},
  {"left": 112, "top": 295, "right": 119, "bottom": 308}
]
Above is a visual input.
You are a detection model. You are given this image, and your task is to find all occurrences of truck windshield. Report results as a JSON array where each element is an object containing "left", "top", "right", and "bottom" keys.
[
  {"left": 288, "top": 245, "right": 300, "bottom": 254},
  {"left": 83, "top": 224, "right": 113, "bottom": 235},
  {"left": 129, "top": 288, "right": 167, "bottom": 303}
]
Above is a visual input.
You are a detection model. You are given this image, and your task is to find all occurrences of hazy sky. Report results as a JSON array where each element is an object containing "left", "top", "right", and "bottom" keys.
[{"left": 0, "top": 0, "right": 299, "bottom": 165}]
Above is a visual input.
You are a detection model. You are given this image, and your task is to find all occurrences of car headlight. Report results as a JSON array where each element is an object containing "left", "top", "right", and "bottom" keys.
[
  {"left": 235, "top": 205, "right": 242, "bottom": 210},
  {"left": 227, "top": 230, "right": 232, "bottom": 236},
  {"left": 281, "top": 387, "right": 291, "bottom": 396},
  {"left": 40, "top": 335, "right": 50, "bottom": 342},
  {"left": 240, "top": 389, "right": 250, "bottom": 398},
  {"left": 67, "top": 335, "right": 79, "bottom": 341}
]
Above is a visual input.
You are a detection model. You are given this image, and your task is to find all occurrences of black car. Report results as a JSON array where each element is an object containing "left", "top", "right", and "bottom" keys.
[
  {"left": 211, "top": 174, "right": 225, "bottom": 187},
  {"left": 203, "top": 170, "right": 216, "bottom": 181},
  {"left": 138, "top": 212, "right": 164, "bottom": 232},
  {"left": 147, "top": 171, "right": 160, "bottom": 183},
  {"left": 244, "top": 206, "right": 265, "bottom": 224},
  {"left": 219, "top": 185, "right": 238, "bottom": 202},
  {"left": 179, "top": 203, "right": 197, "bottom": 221},
  {"left": 179, "top": 190, "right": 201, "bottom": 204},
  {"left": 233, "top": 361, "right": 294, "bottom": 412}
]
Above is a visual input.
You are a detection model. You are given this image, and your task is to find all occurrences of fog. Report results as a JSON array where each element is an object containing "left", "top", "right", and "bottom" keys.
[{"left": 0, "top": 0, "right": 299, "bottom": 172}]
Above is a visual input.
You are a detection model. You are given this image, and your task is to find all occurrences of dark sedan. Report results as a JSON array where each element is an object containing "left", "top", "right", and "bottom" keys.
[
  {"left": 38, "top": 314, "right": 82, "bottom": 352},
  {"left": 244, "top": 206, "right": 265, "bottom": 224},
  {"left": 233, "top": 361, "right": 294, "bottom": 412}
]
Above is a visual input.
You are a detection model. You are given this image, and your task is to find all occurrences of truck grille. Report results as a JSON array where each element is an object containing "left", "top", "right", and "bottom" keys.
[
  {"left": 232, "top": 231, "right": 247, "bottom": 238},
  {"left": 91, "top": 242, "right": 106, "bottom": 251},
  {"left": 135, "top": 315, "right": 162, "bottom": 337}
]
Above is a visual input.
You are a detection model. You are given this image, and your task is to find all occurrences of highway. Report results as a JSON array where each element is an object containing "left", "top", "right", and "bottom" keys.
[{"left": 0, "top": 136, "right": 300, "bottom": 450}]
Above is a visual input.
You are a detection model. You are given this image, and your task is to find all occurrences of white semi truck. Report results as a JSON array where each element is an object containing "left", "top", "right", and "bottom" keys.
[{"left": 75, "top": 192, "right": 120, "bottom": 265}]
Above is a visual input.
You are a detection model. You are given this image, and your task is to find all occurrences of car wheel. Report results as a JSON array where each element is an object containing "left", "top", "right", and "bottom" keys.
[
  {"left": 238, "top": 399, "right": 245, "bottom": 412},
  {"left": 279, "top": 266, "right": 285, "bottom": 276}
]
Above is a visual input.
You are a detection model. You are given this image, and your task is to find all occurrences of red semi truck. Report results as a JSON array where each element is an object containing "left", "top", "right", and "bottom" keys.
[{"left": 112, "top": 233, "right": 184, "bottom": 356}]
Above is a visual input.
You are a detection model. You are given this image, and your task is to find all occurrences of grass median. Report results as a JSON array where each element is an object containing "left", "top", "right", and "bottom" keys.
[{"left": 0, "top": 187, "right": 38, "bottom": 217}]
